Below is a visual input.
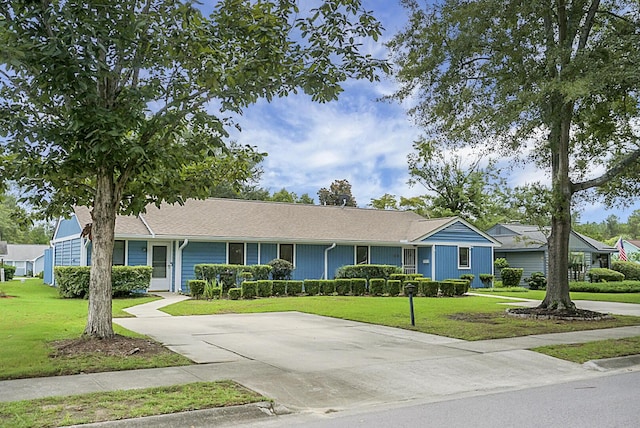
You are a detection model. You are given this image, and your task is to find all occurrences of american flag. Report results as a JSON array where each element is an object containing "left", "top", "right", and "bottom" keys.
[{"left": 616, "top": 237, "right": 627, "bottom": 261}]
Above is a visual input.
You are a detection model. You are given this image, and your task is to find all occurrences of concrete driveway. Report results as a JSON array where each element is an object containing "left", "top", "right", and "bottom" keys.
[{"left": 114, "top": 296, "right": 640, "bottom": 414}]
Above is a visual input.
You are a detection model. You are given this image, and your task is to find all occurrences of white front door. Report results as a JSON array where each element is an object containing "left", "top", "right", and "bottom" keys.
[
  {"left": 149, "top": 243, "right": 171, "bottom": 291},
  {"left": 403, "top": 248, "right": 417, "bottom": 274}
]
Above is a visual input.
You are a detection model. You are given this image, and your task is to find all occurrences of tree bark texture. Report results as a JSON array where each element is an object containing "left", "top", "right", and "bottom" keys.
[{"left": 84, "top": 170, "right": 117, "bottom": 338}]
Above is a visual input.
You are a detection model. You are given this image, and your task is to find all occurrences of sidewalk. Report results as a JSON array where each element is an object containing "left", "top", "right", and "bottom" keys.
[{"left": 1, "top": 294, "right": 640, "bottom": 427}]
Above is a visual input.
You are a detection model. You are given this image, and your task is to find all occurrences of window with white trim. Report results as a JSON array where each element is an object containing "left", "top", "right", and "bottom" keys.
[
  {"left": 356, "top": 246, "right": 369, "bottom": 264},
  {"left": 229, "top": 243, "right": 244, "bottom": 265},
  {"left": 279, "top": 244, "right": 294, "bottom": 264},
  {"left": 458, "top": 247, "right": 471, "bottom": 269},
  {"left": 113, "top": 240, "right": 125, "bottom": 266}
]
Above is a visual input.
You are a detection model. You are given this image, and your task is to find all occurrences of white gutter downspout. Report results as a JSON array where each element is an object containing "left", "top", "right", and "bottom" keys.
[
  {"left": 175, "top": 239, "right": 189, "bottom": 293},
  {"left": 324, "top": 243, "right": 337, "bottom": 280}
]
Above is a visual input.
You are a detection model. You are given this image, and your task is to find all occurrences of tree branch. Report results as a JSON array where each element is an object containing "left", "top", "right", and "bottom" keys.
[
  {"left": 577, "top": 0, "right": 601, "bottom": 51},
  {"left": 572, "top": 148, "right": 640, "bottom": 193}
]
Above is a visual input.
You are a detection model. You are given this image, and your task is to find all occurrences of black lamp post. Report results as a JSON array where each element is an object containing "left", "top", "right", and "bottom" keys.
[{"left": 404, "top": 283, "right": 416, "bottom": 326}]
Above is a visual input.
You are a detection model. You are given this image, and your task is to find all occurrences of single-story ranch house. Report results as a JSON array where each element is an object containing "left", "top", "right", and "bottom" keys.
[
  {"left": 45, "top": 198, "right": 500, "bottom": 291},
  {"left": 2, "top": 244, "right": 49, "bottom": 277},
  {"left": 486, "top": 223, "right": 617, "bottom": 283}
]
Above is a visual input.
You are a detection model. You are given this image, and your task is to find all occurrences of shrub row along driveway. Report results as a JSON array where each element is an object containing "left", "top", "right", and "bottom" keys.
[{"left": 111, "top": 295, "right": 640, "bottom": 413}]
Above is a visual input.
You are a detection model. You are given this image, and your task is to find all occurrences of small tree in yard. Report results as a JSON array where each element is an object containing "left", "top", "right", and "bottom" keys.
[
  {"left": 390, "top": 1, "right": 640, "bottom": 313},
  {"left": 0, "top": 0, "right": 388, "bottom": 338}
]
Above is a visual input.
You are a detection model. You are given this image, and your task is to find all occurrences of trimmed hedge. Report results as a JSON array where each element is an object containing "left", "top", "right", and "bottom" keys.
[
  {"left": 612, "top": 261, "right": 640, "bottom": 281},
  {"left": 587, "top": 268, "right": 625, "bottom": 282},
  {"left": 440, "top": 280, "right": 456, "bottom": 297},
  {"left": 351, "top": 278, "right": 367, "bottom": 296},
  {"left": 369, "top": 278, "right": 385, "bottom": 296},
  {"left": 304, "top": 280, "right": 320, "bottom": 296},
  {"left": 55, "top": 266, "right": 152, "bottom": 298},
  {"left": 228, "top": 288, "right": 241, "bottom": 300},
  {"left": 0, "top": 265, "right": 16, "bottom": 281},
  {"left": 460, "top": 273, "right": 475, "bottom": 283},
  {"left": 335, "top": 264, "right": 401, "bottom": 280},
  {"left": 204, "top": 283, "right": 221, "bottom": 299},
  {"left": 241, "top": 281, "right": 258, "bottom": 299},
  {"left": 319, "top": 279, "right": 336, "bottom": 295},
  {"left": 335, "top": 278, "right": 351, "bottom": 296},
  {"left": 194, "top": 264, "right": 273, "bottom": 287},
  {"left": 479, "top": 273, "right": 494, "bottom": 287},
  {"left": 570, "top": 280, "right": 640, "bottom": 293},
  {"left": 387, "top": 279, "right": 400, "bottom": 296},
  {"left": 257, "top": 280, "right": 273, "bottom": 297},
  {"left": 272, "top": 280, "right": 287, "bottom": 296},
  {"left": 287, "top": 280, "right": 303, "bottom": 296},
  {"left": 501, "top": 268, "right": 524, "bottom": 287},
  {"left": 187, "top": 280, "right": 206, "bottom": 299},
  {"left": 420, "top": 280, "right": 439, "bottom": 297}
]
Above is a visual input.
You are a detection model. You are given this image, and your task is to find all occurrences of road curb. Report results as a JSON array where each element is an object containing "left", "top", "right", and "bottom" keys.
[
  {"left": 583, "top": 354, "right": 640, "bottom": 371},
  {"left": 68, "top": 401, "right": 291, "bottom": 428}
]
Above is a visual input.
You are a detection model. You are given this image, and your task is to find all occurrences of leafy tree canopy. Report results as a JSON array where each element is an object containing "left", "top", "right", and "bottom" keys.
[
  {"left": 318, "top": 179, "right": 357, "bottom": 206},
  {"left": 0, "top": 0, "right": 388, "bottom": 337},
  {"left": 389, "top": 0, "right": 640, "bottom": 310}
]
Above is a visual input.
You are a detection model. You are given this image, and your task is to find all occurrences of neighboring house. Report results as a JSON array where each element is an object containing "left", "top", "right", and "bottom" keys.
[
  {"left": 1, "top": 244, "right": 49, "bottom": 277},
  {"left": 487, "top": 223, "right": 616, "bottom": 284},
  {"left": 622, "top": 240, "right": 640, "bottom": 262},
  {"left": 47, "top": 198, "right": 500, "bottom": 291}
]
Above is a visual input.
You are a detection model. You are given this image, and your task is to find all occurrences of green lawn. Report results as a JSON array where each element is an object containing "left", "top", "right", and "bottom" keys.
[
  {"left": 163, "top": 295, "right": 640, "bottom": 341},
  {"left": 0, "top": 279, "right": 191, "bottom": 380},
  {"left": 473, "top": 288, "right": 640, "bottom": 304},
  {"left": 534, "top": 336, "right": 640, "bottom": 364},
  {"left": 0, "top": 381, "right": 266, "bottom": 428}
]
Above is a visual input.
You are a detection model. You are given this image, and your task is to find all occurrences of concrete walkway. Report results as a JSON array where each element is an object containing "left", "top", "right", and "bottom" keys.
[{"left": 2, "top": 294, "right": 640, "bottom": 426}]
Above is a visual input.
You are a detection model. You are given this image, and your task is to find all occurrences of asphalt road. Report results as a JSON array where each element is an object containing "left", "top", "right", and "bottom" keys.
[{"left": 261, "top": 370, "right": 640, "bottom": 428}]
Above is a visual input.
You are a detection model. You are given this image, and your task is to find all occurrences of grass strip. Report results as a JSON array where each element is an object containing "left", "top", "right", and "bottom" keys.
[
  {"left": 162, "top": 295, "right": 640, "bottom": 341},
  {"left": 0, "top": 280, "right": 191, "bottom": 380},
  {"left": 0, "top": 381, "right": 267, "bottom": 428},
  {"left": 533, "top": 336, "right": 640, "bottom": 364},
  {"left": 473, "top": 288, "right": 640, "bottom": 304}
]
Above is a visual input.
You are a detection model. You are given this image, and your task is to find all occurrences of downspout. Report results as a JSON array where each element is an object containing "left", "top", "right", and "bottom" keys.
[
  {"left": 175, "top": 239, "right": 189, "bottom": 293},
  {"left": 431, "top": 245, "right": 436, "bottom": 281},
  {"left": 324, "top": 243, "right": 337, "bottom": 280}
]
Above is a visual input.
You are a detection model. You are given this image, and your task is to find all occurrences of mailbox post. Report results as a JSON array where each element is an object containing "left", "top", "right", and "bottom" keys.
[{"left": 404, "top": 283, "right": 416, "bottom": 326}]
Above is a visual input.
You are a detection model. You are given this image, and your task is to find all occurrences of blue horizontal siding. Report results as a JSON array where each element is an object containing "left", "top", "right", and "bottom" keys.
[
  {"left": 247, "top": 243, "right": 259, "bottom": 265},
  {"left": 55, "top": 216, "right": 81, "bottom": 239},
  {"left": 424, "top": 221, "right": 493, "bottom": 244},
  {"left": 328, "top": 245, "right": 354, "bottom": 279},
  {"left": 295, "top": 244, "right": 325, "bottom": 280},
  {"left": 54, "top": 239, "right": 81, "bottom": 266},
  {"left": 181, "top": 242, "right": 226, "bottom": 285},
  {"left": 434, "top": 245, "right": 493, "bottom": 288},
  {"left": 128, "top": 241, "right": 148, "bottom": 266},
  {"left": 260, "top": 244, "right": 277, "bottom": 264},
  {"left": 417, "top": 246, "right": 432, "bottom": 278},
  {"left": 370, "top": 246, "right": 402, "bottom": 266}
]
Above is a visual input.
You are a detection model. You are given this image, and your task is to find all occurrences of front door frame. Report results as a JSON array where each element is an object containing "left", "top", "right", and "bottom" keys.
[{"left": 148, "top": 241, "right": 172, "bottom": 291}]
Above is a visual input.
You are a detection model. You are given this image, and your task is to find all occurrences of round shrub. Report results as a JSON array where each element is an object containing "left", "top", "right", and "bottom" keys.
[
  {"left": 494, "top": 258, "right": 509, "bottom": 270},
  {"left": 524, "top": 272, "right": 547, "bottom": 290},
  {"left": 612, "top": 261, "right": 640, "bottom": 281},
  {"left": 0, "top": 265, "right": 16, "bottom": 281},
  {"left": 268, "top": 258, "right": 294, "bottom": 280},
  {"left": 187, "top": 280, "right": 206, "bottom": 299},
  {"left": 501, "top": 268, "right": 524, "bottom": 287}
]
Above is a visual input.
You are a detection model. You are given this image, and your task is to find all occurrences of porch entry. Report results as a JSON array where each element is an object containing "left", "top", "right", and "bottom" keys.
[
  {"left": 149, "top": 242, "right": 171, "bottom": 291},
  {"left": 403, "top": 248, "right": 417, "bottom": 274}
]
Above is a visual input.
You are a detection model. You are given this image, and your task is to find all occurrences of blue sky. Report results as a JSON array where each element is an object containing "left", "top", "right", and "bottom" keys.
[{"left": 228, "top": 1, "right": 640, "bottom": 223}]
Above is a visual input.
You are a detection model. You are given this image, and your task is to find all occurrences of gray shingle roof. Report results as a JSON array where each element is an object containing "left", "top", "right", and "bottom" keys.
[
  {"left": 74, "top": 199, "right": 464, "bottom": 244},
  {"left": 3, "top": 244, "right": 49, "bottom": 261},
  {"left": 489, "top": 223, "right": 615, "bottom": 252}
]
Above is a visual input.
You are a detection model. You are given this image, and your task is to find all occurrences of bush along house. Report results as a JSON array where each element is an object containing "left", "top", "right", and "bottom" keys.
[{"left": 46, "top": 198, "right": 500, "bottom": 291}]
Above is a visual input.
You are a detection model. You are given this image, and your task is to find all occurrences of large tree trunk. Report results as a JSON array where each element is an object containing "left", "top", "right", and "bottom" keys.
[
  {"left": 540, "top": 103, "right": 575, "bottom": 311},
  {"left": 84, "top": 170, "right": 117, "bottom": 338}
]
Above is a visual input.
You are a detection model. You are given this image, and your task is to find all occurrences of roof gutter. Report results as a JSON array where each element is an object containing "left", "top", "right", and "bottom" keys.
[
  {"left": 138, "top": 214, "right": 156, "bottom": 238},
  {"left": 323, "top": 243, "right": 337, "bottom": 280}
]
